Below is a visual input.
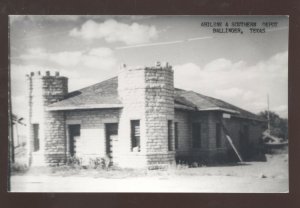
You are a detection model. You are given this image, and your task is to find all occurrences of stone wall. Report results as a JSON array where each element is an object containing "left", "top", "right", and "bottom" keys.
[
  {"left": 144, "top": 64, "right": 175, "bottom": 167},
  {"left": 44, "top": 111, "right": 66, "bottom": 165},
  {"left": 144, "top": 65, "right": 174, "bottom": 150},
  {"left": 27, "top": 71, "right": 68, "bottom": 166},
  {"left": 117, "top": 63, "right": 175, "bottom": 168}
]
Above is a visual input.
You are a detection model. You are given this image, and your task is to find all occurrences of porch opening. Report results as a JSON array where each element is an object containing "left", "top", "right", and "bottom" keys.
[
  {"left": 68, "top": 124, "right": 80, "bottom": 157},
  {"left": 105, "top": 123, "right": 118, "bottom": 158}
]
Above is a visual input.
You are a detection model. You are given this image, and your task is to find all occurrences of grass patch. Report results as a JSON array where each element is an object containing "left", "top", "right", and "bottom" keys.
[
  {"left": 12, "top": 154, "right": 288, "bottom": 180},
  {"left": 49, "top": 165, "right": 148, "bottom": 178}
]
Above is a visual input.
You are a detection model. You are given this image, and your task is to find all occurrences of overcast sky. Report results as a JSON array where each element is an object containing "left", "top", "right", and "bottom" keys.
[{"left": 10, "top": 15, "right": 288, "bottom": 119}]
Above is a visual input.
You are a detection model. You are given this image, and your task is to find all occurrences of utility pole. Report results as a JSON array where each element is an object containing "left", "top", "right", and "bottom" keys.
[{"left": 267, "top": 94, "right": 271, "bottom": 134}]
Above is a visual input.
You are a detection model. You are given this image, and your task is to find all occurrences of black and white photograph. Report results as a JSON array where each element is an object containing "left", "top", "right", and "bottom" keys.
[{"left": 8, "top": 15, "right": 289, "bottom": 193}]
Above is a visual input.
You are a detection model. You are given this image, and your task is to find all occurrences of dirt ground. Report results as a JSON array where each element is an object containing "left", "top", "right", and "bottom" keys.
[{"left": 10, "top": 154, "right": 288, "bottom": 193}]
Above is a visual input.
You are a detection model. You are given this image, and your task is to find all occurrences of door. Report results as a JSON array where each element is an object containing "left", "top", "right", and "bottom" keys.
[
  {"left": 105, "top": 123, "right": 118, "bottom": 158},
  {"left": 69, "top": 124, "right": 80, "bottom": 157}
]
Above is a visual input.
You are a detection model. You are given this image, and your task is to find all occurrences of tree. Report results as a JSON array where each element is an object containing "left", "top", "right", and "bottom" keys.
[{"left": 258, "top": 110, "right": 288, "bottom": 140}]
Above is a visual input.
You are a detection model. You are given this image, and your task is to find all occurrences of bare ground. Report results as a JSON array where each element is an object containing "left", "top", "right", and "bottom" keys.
[{"left": 10, "top": 154, "right": 288, "bottom": 193}]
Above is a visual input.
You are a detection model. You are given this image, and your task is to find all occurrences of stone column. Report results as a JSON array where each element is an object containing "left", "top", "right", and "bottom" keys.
[
  {"left": 144, "top": 62, "right": 175, "bottom": 168},
  {"left": 117, "top": 62, "right": 175, "bottom": 169},
  {"left": 27, "top": 71, "right": 68, "bottom": 166}
]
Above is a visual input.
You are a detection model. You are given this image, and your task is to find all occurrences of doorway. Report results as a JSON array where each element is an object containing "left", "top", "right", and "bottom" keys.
[
  {"left": 68, "top": 124, "right": 80, "bottom": 157},
  {"left": 105, "top": 123, "right": 118, "bottom": 158}
]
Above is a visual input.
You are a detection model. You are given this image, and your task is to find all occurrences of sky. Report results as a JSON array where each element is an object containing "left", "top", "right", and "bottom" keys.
[{"left": 9, "top": 15, "right": 289, "bottom": 120}]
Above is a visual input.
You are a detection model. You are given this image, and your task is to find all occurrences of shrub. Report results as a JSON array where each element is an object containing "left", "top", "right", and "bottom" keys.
[
  {"left": 67, "top": 156, "right": 82, "bottom": 168},
  {"left": 89, "top": 157, "right": 102, "bottom": 169},
  {"left": 11, "top": 162, "right": 29, "bottom": 174},
  {"left": 100, "top": 156, "right": 112, "bottom": 170},
  {"left": 66, "top": 156, "right": 114, "bottom": 170}
]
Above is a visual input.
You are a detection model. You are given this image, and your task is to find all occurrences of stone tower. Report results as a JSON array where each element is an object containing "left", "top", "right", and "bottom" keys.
[
  {"left": 117, "top": 62, "right": 175, "bottom": 168},
  {"left": 27, "top": 71, "right": 68, "bottom": 166}
]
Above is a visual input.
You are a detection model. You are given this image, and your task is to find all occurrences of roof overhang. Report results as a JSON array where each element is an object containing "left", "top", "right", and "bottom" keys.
[
  {"left": 46, "top": 104, "right": 123, "bottom": 111},
  {"left": 231, "top": 114, "right": 267, "bottom": 122},
  {"left": 196, "top": 107, "right": 240, "bottom": 114},
  {"left": 174, "top": 103, "right": 196, "bottom": 111},
  {"left": 197, "top": 107, "right": 265, "bottom": 122},
  {"left": 46, "top": 103, "right": 265, "bottom": 122},
  {"left": 175, "top": 105, "right": 240, "bottom": 114}
]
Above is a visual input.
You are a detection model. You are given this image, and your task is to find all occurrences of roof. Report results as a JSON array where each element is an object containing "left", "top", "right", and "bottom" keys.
[
  {"left": 47, "top": 76, "right": 264, "bottom": 121},
  {"left": 174, "top": 89, "right": 264, "bottom": 121},
  {"left": 47, "top": 77, "right": 122, "bottom": 110}
]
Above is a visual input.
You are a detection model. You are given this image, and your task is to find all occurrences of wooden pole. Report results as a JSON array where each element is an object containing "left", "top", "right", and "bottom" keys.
[{"left": 267, "top": 94, "right": 271, "bottom": 133}]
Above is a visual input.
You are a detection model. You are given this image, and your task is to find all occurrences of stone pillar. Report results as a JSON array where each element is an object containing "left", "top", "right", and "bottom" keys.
[
  {"left": 144, "top": 62, "right": 175, "bottom": 168},
  {"left": 26, "top": 71, "right": 68, "bottom": 166},
  {"left": 117, "top": 62, "right": 175, "bottom": 169}
]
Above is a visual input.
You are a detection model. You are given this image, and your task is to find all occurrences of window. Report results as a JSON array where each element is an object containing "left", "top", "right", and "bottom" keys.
[
  {"left": 216, "top": 123, "right": 221, "bottom": 148},
  {"left": 168, "top": 120, "right": 173, "bottom": 151},
  {"left": 192, "top": 123, "right": 201, "bottom": 148},
  {"left": 131, "top": 120, "right": 140, "bottom": 151},
  {"left": 32, "top": 124, "right": 39, "bottom": 152},
  {"left": 174, "top": 122, "right": 178, "bottom": 150}
]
